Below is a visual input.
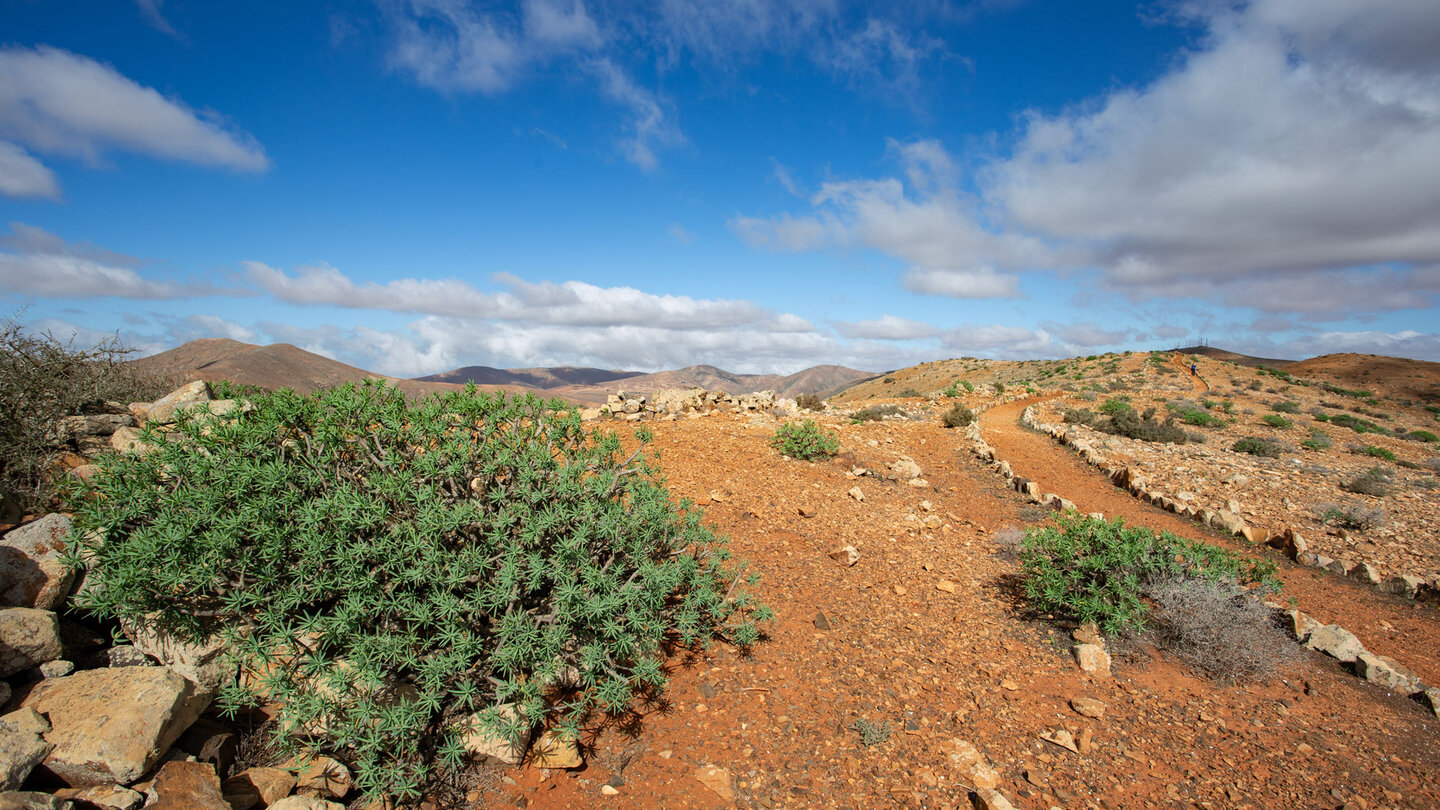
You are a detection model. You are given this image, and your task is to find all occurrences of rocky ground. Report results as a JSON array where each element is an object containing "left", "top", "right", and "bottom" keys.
[{"left": 1, "top": 356, "right": 1438, "bottom": 809}]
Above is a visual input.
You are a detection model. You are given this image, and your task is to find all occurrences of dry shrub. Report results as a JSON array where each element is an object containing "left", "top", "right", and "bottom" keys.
[{"left": 1146, "top": 577, "right": 1296, "bottom": 683}]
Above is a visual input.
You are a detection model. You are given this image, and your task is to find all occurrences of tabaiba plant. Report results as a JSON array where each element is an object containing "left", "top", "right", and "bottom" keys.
[
  {"left": 771, "top": 418, "right": 839, "bottom": 460},
  {"left": 63, "top": 380, "right": 769, "bottom": 801},
  {"left": 1019, "top": 513, "right": 1279, "bottom": 636}
]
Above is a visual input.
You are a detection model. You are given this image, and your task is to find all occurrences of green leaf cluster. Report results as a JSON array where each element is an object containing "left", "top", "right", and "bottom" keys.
[
  {"left": 63, "top": 380, "right": 768, "bottom": 800},
  {"left": 771, "top": 419, "right": 839, "bottom": 461},
  {"left": 1019, "top": 513, "right": 1279, "bottom": 636}
]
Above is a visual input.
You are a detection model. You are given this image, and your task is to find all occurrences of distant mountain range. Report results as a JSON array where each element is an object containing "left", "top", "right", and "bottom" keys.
[{"left": 133, "top": 340, "right": 877, "bottom": 405}]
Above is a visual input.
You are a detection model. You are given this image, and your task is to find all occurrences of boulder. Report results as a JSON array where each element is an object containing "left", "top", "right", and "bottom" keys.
[
  {"left": 0, "top": 708, "right": 52, "bottom": 790},
  {"left": 0, "top": 515, "right": 76, "bottom": 610},
  {"left": 0, "top": 608, "right": 63, "bottom": 677},
  {"left": 19, "top": 667, "right": 207, "bottom": 786},
  {"left": 146, "top": 382, "right": 210, "bottom": 425},
  {"left": 1305, "top": 624, "right": 1366, "bottom": 663},
  {"left": 120, "top": 616, "right": 233, "bottom": 702},
  {"left": 146, "top": 761, "right": 230, "bottom": 810}
]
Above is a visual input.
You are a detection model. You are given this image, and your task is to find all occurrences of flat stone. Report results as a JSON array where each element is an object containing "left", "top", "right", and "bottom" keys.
[
  {"left": 147, "top": 761, "right": 229, "bottom": 810},
  {"left": 1069, "top": 697, "right": 1106, "bottom": 719},
  {"left": 1074, "top": 644, "right": 1112, "bottom": 677},
  {"left": 529, "top": 730, "right": 582, "bottom": 769},
  {"left": 459, "top": 705, "right": 530, "bottom": 766},
  {"left": 0, "top": 708, "right": 52, "bottom": 791},
  {"left": 19, "top": 667, "right": 206, "bottom": 786},
  {"left": 52, "top": 784, "right": 143, "bottom": 810},
  {"left": 694, "top": 765, "right": 733, "bottom": 803},
  {"left": 0, "top": 515, "right": 76, "bottom": 610},
  {"left": 1305, "top": 624, "right": 1366, "bottom": 663},
  {"left": 0, "top": 608, "right": 63, "bottom": 677}
]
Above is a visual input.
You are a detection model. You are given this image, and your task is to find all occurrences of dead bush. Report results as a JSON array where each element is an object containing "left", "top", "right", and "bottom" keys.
[{"left": 1146, "top": 576, "right": 1296, "bottom": 683}]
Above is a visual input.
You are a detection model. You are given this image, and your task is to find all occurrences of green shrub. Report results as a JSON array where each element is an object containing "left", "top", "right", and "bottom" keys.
[
  {"left": 940, "top": 403, "right": 975, "bottom": 429},
  {"left": 65, "top": 381, "right": 768, "bottom": 800},
  {"left": 772, "top": 418, "right": 839, "bottom": 460},
  {"left": 1232, "top": 436, "right": 1282, "bottom": 457},
  {"left": 795, "top": 393, "right": 825, "bottom": 412},
  {"left": 0, "top": 317, "right": 172, "bottom": 514},
  {"left": 1261, "top": 414, "right": 1293, "bottom": 429},
  {"left": 1342, "top": 466, "right": 1393, "bottom": 496},
  {"left": 1360, "top": 445, "right": 1396, "bottom": 461},
  {"left": 1019, "top": 513, "right": 1279, "bottom": 637}
]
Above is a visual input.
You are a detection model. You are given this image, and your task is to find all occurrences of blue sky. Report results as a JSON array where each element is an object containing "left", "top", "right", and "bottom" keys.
[{"left": 2, "top": 0, "right": 1438, "bottom": 376}]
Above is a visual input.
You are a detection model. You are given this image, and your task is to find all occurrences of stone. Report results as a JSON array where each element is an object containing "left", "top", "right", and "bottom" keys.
[
  {"left": 287, "top": 755, "right": 350, "bottom": 799},
  {"left": 147, "top": 382, "right": 210, "bottom": 424},
  {"left": 19, "top": 667, "right": 206, "bottom": 786},
  {"left": 1069, "top": 697, "right": 1106, "bottom": 719},
  {"left": 218, "top": 760, "right": 295, "bottom": 807},
  {"left": 459, "top": 705, "right": 531, "bottom": 766},
  {"left": 529, "top": 730, "right": 582, "bottom": 769},
  {"left": 829, "top": 546, "right": 860, "bottom": 567},
  {"left": 52, "top": 785, "right": 142, "bottom": 810},
  {"left": 847, "top": 486, "right": 864, "bottom": 502},
  {"left": 0, "top": 514, "right": 77, "bottom": 610},
  {"left": 38, "top": 660, "right": 73, "bottom": 678},
  {"left": 1285, "top": 609, "right": 1321, "bottom": 643},
  {"left": 1355, "top": 653, "right": 1422, "bottom": 696},
  {"left": 268, "top": 799, "right": 344, "bottom": 810},
  {"left": 945, "top": 739, "right": 999, "bottom": 790},
  {"left": 0, "top": 608, "right": 63, "bottom": 677},
  {"left": 1073, "top": 644, "right": 1111, "bottom": 677},
  {"left": 120, "top": 616, "right": 233, "bottom": 702},
  {"left": 1305, "top": 624, "right": 1366, "bottom": 663},
  {"left": 146, "top": 761, "right": 229, "bottom": 810},
  {"left": 0, "top": 793, "right": 73, "bottom": 809},
  {"left": 694, "top": 765, "right": 733, "bottom": 803},
  {"left": 0, "top": 708, "right": 52, "bottom": 790}
]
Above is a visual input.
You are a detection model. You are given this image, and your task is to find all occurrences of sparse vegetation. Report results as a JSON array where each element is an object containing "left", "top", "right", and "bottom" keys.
[
  {"left": 772, "top": 418, "right": 839, "bottom": 460},
  {"left": 66, "top": 380, "right": 769, "bottom": 801}
]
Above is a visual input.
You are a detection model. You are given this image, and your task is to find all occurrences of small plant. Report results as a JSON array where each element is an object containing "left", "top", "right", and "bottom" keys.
[
  {"left": 941, "top": 402, "right": 975, "bottom": 429},
  {"left": 1261, "top": 414, "right": 1293, "bottom": 429},
  {"left": 1359, "top": 445, "right": 1396, "bottom": 461},
  {"left": 1342, "top": 466, "right": 1392, "bottom": 496},
  {"left": 1232, "top": 436, "right": 1282, "bottom": 458},
  {"left": 795, "top": 392, "right": 825, "bottom": 412},
  {"left": 1019, "top": 513, "right": 1278, "bottom": 636},
  {"left": 852, "top": 717, "right": 894, "bottom": 747},
  {"left": 1318, "top": 501, "right": 1386, "bottom": 531},
  {"left": 772, "top": 419, "right": 839, "bottom": 460}
]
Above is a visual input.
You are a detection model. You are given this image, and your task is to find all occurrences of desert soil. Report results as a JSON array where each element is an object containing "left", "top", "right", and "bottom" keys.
[{"left": 475, "top": 389, "right": 1440, "bottom": 809}]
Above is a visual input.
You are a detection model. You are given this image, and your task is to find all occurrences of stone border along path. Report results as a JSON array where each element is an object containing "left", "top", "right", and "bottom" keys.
[{"left": 960, "top": 398, "right": 1440, "bottom": 719}]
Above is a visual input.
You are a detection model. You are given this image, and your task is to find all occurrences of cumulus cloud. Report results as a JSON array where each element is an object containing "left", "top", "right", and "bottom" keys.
[
  {"left": 0, "top": 46, "right": 266, "bottom": 198},
  {"left": 834, "top": 314, "right": 940, "bottom": 340},
  {"left": 736, "top": 0, "right": 1440, "bottom": 318},
  {"left": 0, "top": 222, "right": 207, "bottom": 299}
]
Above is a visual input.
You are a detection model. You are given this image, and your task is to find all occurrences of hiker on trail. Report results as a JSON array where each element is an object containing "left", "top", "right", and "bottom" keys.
[{"left": 1190, "top": 363, "right": 1197, "bottom": 376}]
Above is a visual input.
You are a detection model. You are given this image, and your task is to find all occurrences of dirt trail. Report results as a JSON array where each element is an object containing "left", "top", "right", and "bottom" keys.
[{"left": 980, "top": 395, "right": 1440, "bottom": 685}]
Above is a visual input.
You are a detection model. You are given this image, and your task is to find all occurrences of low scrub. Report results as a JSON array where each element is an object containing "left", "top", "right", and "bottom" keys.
[
  {"left": 940, "top": 402, "right": 976, "bottom": 429},
  {"left": 65, "top": 381, "right": 769, "bottom": 801},
  {"left": 772, "top": 418, "right": 839, "bottom": 460},
  {"left": 1019, "top": 513, "right": 1279, "bottom": 637}
]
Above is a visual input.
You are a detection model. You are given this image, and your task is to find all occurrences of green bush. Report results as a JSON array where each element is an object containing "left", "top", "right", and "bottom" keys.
[
  {"left": 941, "top": 402, "right": 975, "bottom": 429},
  {"left": 772, "top": 418, "right": 839, "bottom": 460},
  {"left": 1019, "top": 513, "right": 1279, "bottom": 636},
  {"left": 1261, "top": 414, "right": 1293, "bottom": 429},
  {"left": 65, "top": 381, "right": 768, "bottom": 800},
  {"left": 1232, "top": 436, "right": 1282, "bottom": 457},
  {"left": 0, "top": 317, "right": 172, "bottom": 513},
  {"left": 795, "top": 393, "right": 825, "bottom": 412}
]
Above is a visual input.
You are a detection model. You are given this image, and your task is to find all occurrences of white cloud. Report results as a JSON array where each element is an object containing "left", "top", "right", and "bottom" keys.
[
  {"left": 0, "top": 141, "right": 59, "bottom": 200},
  {"left": 736, "top": 1, "right": 1440, "bottom": 318},
  {"left": 834, "top": 314, "right": 940, "bottom": 340},
  {"left": 0, "top": 46, "right": 268, "bottom": 187}
]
